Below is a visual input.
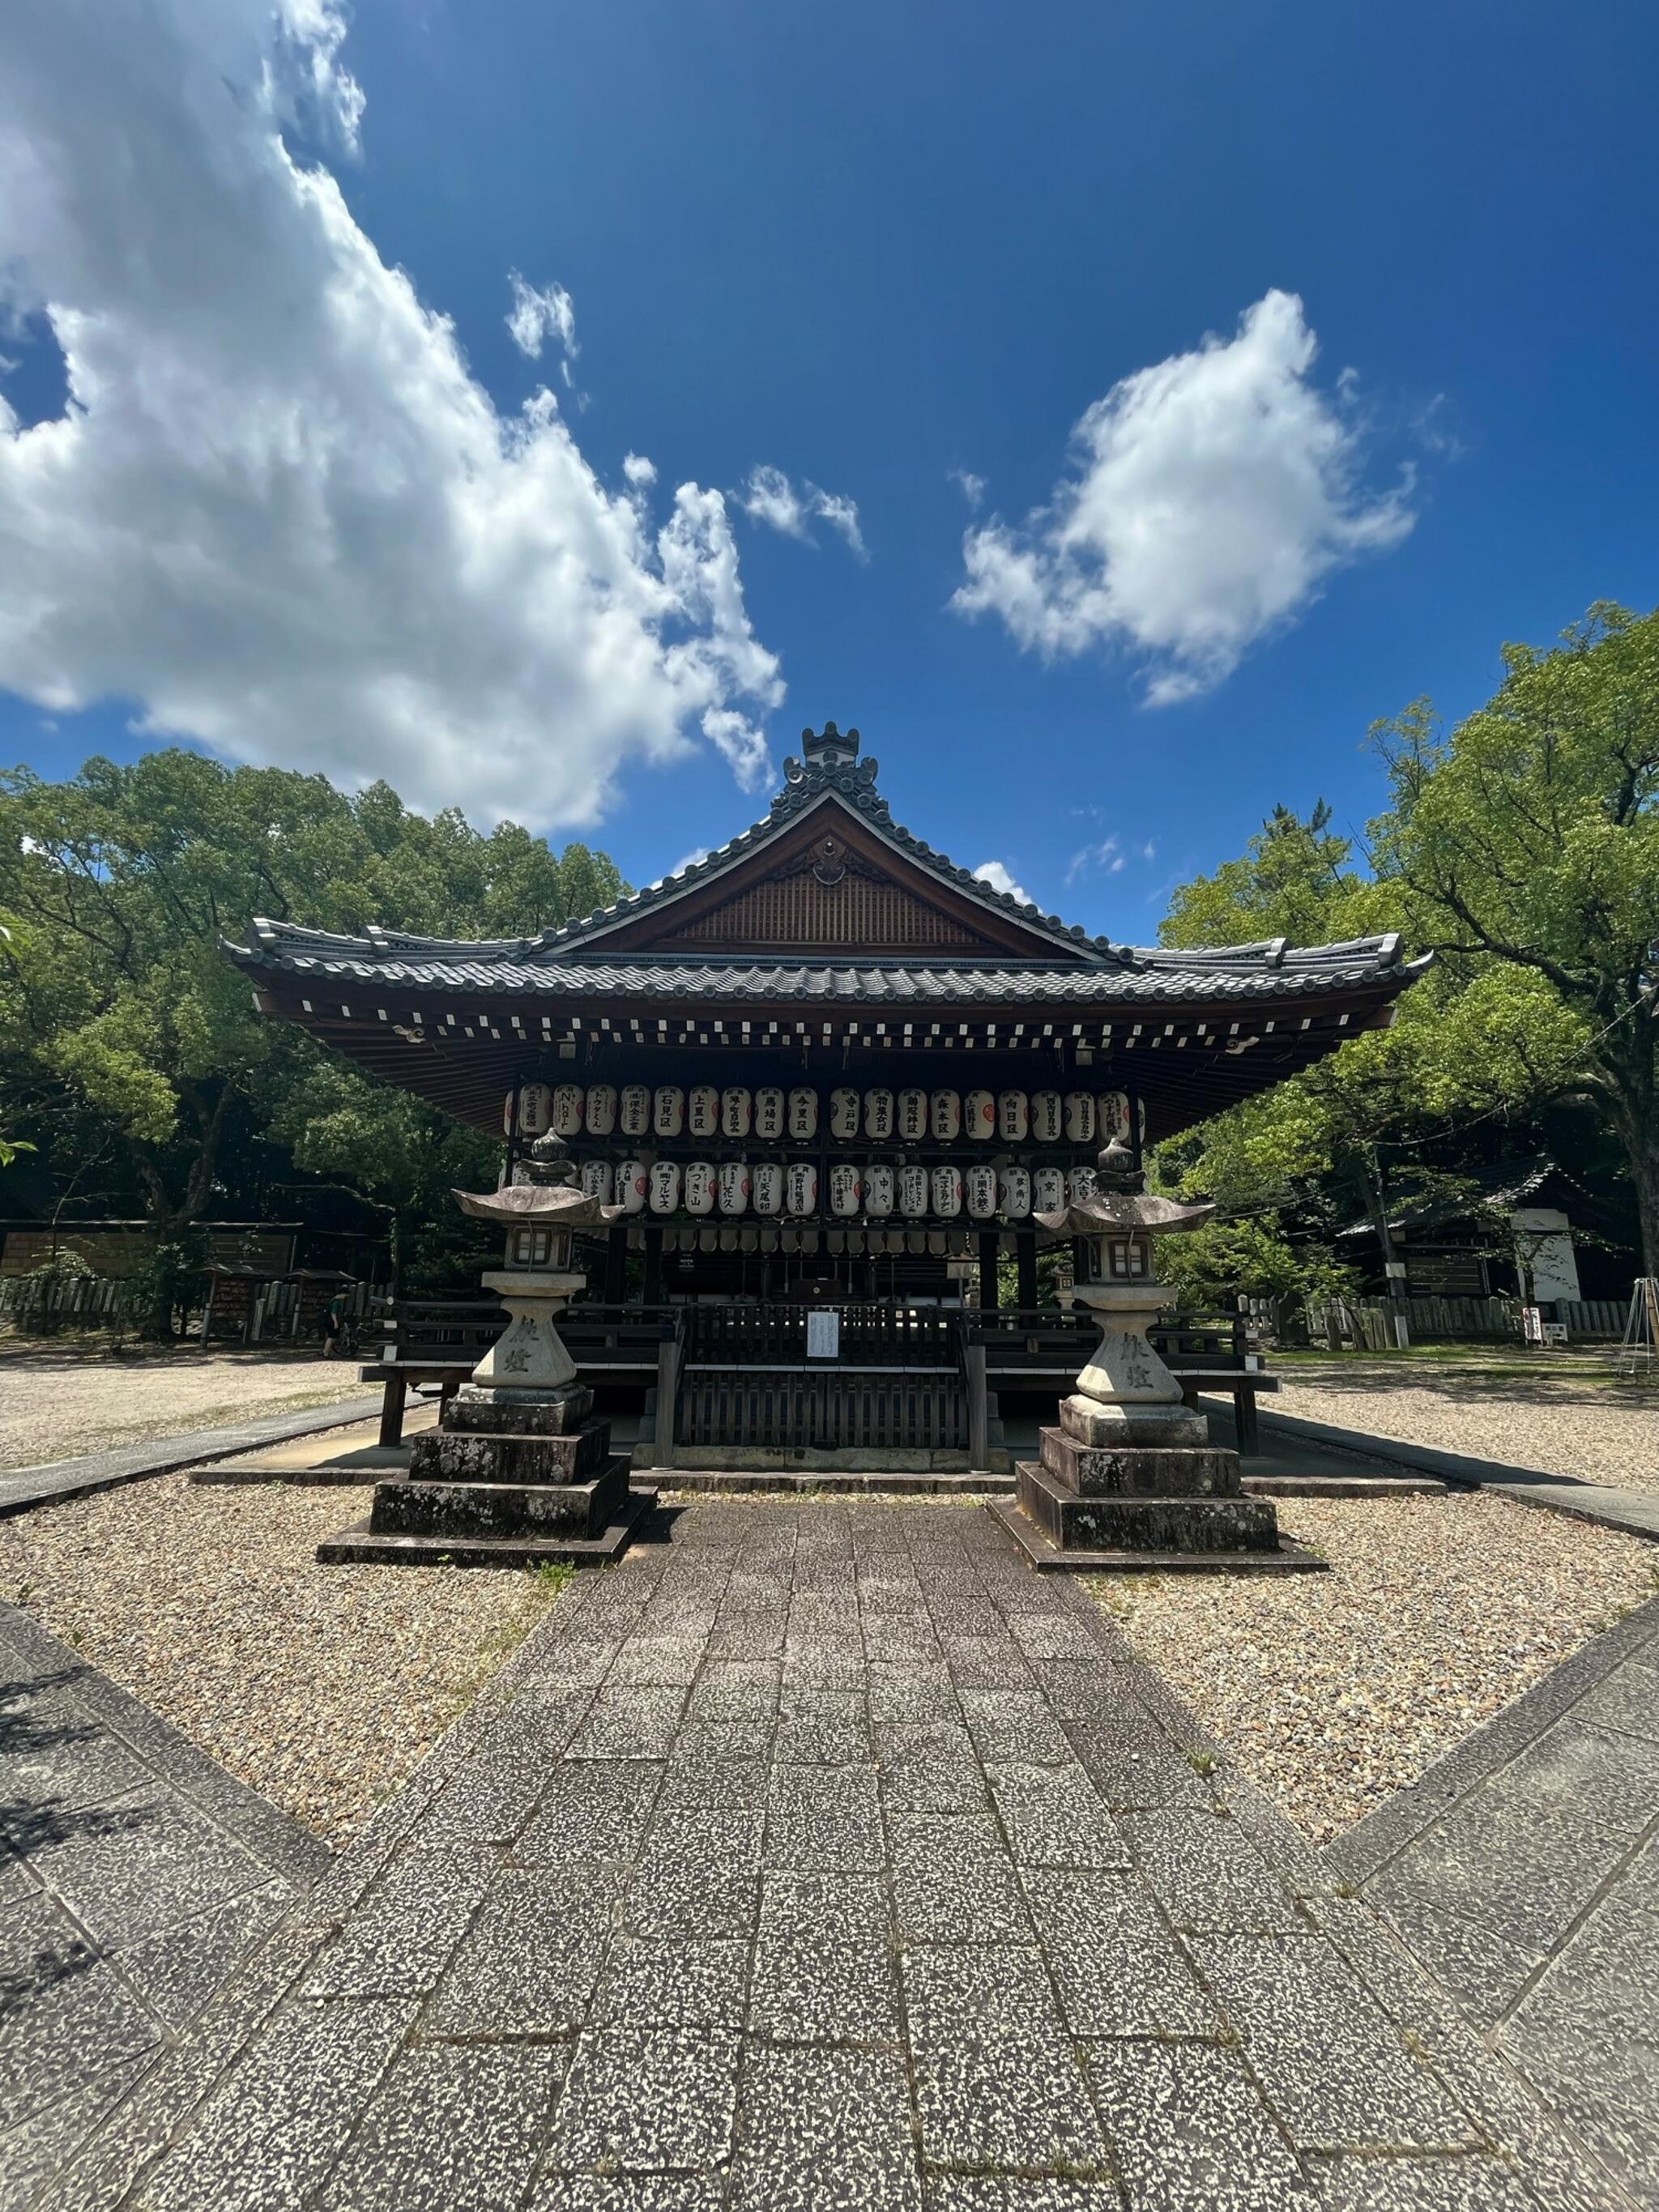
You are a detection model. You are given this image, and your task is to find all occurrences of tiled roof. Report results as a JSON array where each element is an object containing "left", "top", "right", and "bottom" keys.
[{"left": 229, "top": 927, "right": 1422, "bottom": 1007}]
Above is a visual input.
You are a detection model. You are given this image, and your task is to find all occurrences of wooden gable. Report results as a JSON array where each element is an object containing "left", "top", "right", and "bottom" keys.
[{"left": 578, "top": 796, "right": 1086, "bottom": 963}]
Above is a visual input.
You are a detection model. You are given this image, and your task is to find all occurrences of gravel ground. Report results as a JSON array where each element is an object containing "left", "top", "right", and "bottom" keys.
[
  {"left": 1275, "top": 1351, "right": 1659, "bottom": 1491},
  {"left": 0, "top": 1340, "right": 367, "bottom": 1470},
  {"left": 0, "top": 1470, "right": 565, "bottom": 1847},
  {"left": 1094, "top": 1490, "right": 1657, "bottom": 1844}
]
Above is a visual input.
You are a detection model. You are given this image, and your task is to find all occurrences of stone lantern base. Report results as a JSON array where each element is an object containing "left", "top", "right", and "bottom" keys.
[
  {"left": 322, "top": 1383, "right": 655, "bottom": 1567},
  {"left": 996, "top": 1390, "right": 1325, "bottom": 1576}
]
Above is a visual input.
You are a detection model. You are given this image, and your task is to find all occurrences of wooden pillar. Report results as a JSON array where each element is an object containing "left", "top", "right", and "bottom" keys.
[
  {"left": 603, "top": 1224, "right": 627, "bottom": 1304},
  {"left": 642, "top": 1225, "right": 663, "bottom": 1306},
  {"left": 1016, "top": 1232, "right": 1038, "bottom": 1315},
  {"left": 377, "top": 1370, "right": 407, "bottom": 1449},
  {"left": 977, "top": 1232, "right": 1000, "bottom": 1312}
]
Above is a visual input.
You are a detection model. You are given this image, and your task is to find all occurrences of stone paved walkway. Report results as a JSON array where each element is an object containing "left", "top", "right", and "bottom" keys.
[
  {"left": 0, "top": 1606, "right": 329, "bottom": 2208},
  {"left": 22, "top": 1502, "right": 1645, "bottom": 2211},
  {"left": 1332, "top": 1592, "right": 1659, "bottom": 2210}
]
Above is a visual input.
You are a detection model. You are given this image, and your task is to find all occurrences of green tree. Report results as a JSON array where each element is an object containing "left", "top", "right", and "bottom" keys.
[
  {"left": 1371, "top": 603, "right": 1659, "bottom": 1273},
  {"left": 0, "top": 749, "right": 626, "bottom": 1323}
]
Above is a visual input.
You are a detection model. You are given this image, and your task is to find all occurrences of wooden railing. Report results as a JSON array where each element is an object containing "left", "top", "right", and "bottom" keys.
[
  {"left": 965, "top": 1306, "right": 1251, "bottom": 1373},
  {"left": 684, "top": 1302, "right": 957, "bottom": 1370}
]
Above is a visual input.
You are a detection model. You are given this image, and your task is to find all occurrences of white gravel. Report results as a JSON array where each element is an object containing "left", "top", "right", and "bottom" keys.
[
  {"left": 1094, "top": 1489, "right": 1657, "bottom": 1844},
  {"left": 1274, "top": 1350, "right": 1659, "bottom": 1492},
  {"left": 0, "top": 1470, "right": 566, "bottom": 1848},
  {"left": 0, "top": 1340, "right": 368, "bottom": 1471}
]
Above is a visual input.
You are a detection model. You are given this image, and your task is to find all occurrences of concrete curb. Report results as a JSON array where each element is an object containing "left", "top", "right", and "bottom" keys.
[
  {"left": 0, "top": 1393, "right": 384, "bottom": 1519},
  {"left": 1247, "top": 1400, "right": 1659, "bottom": 1542}
]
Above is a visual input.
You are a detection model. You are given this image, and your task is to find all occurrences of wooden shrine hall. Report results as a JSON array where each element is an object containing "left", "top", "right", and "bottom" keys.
[{"left": 229, "top": 722, "right": 1427, "bottom": 1471}]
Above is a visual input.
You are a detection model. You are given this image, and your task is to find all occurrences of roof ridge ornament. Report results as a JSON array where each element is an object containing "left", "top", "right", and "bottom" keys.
[{"left": 777, "top": 721, "right": 886, "bottom": 819}]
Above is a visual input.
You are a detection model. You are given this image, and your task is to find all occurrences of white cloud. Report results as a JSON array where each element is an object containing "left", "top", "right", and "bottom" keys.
[
  {"left": 1141, "top": 839, "right": 1156, "bottom": 862},
  {"left": 505, "top": 271, "right": 577, "bottom": 386},
  {"left": 972, "top": 859, "right": 1030, "bottom": 906},
  {"left": 952, "top": 290, "right": 1414, "bottom": 705},
  {"left": 739, "top": 466, "right": 866, "bottom": 560},
  {"left": 1066, "top": 837, "right": 1124, "bottom": 884},
  {"left": 0, "top": 0, "right": 783, "bottom": 829},
  {"left": 950, "top": 468, "right": 986, "bottom": 509}
]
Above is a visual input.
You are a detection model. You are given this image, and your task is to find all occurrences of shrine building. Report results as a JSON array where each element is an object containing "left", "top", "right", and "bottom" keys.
[{"left": 228, "top": 722, "right": 1426, "bottom": 1468}]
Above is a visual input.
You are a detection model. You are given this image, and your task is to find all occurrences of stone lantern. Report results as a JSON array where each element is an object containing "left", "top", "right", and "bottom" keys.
[
  {"left": 994, "top": 1136, "right": 1315, "bottom": 1571},
  {"left": 334, "top": 1133, "right": 650, "bottom": 1566}
]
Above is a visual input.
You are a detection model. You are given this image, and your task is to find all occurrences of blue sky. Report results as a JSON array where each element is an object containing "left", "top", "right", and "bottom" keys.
[{"left": 2, "top": 0, "right": 1657, "bottom": 944}]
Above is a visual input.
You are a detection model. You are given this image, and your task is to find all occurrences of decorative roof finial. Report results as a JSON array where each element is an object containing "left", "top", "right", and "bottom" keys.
[{"left": 778, "top": 721, "right": 883, "bottom": 812}]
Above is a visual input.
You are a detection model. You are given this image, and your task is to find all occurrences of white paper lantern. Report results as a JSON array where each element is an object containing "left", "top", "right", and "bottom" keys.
[
  {"left": 753, "top": 1086, "right": 784, "bottom": 1140},
  {"left": 620, "top": 1084, "right": 650, "bottom": 1137},
  {"left": 932, "top": 1164, "right": 963, "bottom": 1217},
  {"left": 829, "top": 1087, "right": 860, "bottom": 1140},
  {"left": 898, "top": 1087, "right": 928, "bottom": 1141},
  {"left": 688, "top": 1085, "right": 719, "bottom": 1138},
  {"left": 721, "top": 1087, "right": 752, "bottom": 1139},
  {"left": 648, "top": 1160, "right": 681, "bottom": 1213},
  {"left": 502, "top": 1089, "right": 516, "bottom": 1137},
  {"left": 966, "top": 1163, "right": 998, "bottom": 1219},
  {"left": 684, "top": 1161, "right": 717, "bottom": 1215},
  {"left": 1068, "top": 1164, "right": 1098, "bottom": 1204},
  {"left": 1097, "top": 1090, "right": 1131, "bottom": 1144},
  {"left": 549, "top": 1082, "right": 583, "bottom": 1136},
  {"left": 1064, "top": 1092, "right": 1096, "bottom": 1144},
  {"left": 514, "top": 1082, "right": 552, "bottom": 1136},
  {"left": 1138, "top": 1097, "right": 1148, "bottom": 1143},
  {"left": 787, "top": 1088, "right": 819, "bottom": 1141},
  {"left": 1033, "top": 1166, "right": 1066, "bottom": 1213},
  {"left": 931, "top": 1089, "right": 962, "bottom": 1141},
  {"left": 864, "top": 1088, "right": 894, "bottom": 1140},
  {"left": 964, "top": 1089, "right": 996, "bottom": 1142},
  {"left": 898, "top": 1163, "right": 929, "bottom": 1217},
  {"left": 998, "top": 1164, "right": 1032, "bottom": 1220},
  {"left": 581, "top": 1159, "right": 613, "bottom": 1204},
  {"left": 997, "top": 1090, "right": 1029, "bottom": 1143},
  {"left": 785, "top": 1161, "right": 819, "bottom": 1216},
  {"left": 829, "top": 1161, "right": 862, "bottom": 1217},
  {"left": 617, "top": 1158, "right": 648, "bottom": 1214},
  {"left": 864, "top": 1163, "right": 894, "bottom": 1217},
  {"left": 719, "top": 1161, "right": 749, "bottom": 1215},
  {"left": 585, "top": 1084, "right": 617, "bottom": 1136},
  {"left": 653, "top": 1086, "right": 685, "bottom": 1139},
  {"left": 1030, "top": 1090, "right": 1063, "bottom": 1144},
  {"left": 752, "top": 1161, "right": 784, "bottom": 1215}
]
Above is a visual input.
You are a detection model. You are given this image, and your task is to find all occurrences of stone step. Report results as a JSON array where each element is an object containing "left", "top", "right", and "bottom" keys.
[
  {"left": 1038, "top": 1425, "right": 1243, "bottom": 1499},
  {"left": 409, "top": 1417, "right": 610, "bottom": 1487},
  {"left": 1015, "top": 1458, "right": 1282, "bottom": 1556},
  {"left": 368, "top": 1458, "right": 629, "bottom": 1540},
  {"left": 318, "top": 1482, "right": 658, "bottom": 1569},
  {"left": 989, "top": 1493, "right": 1325, "bottom": 1575}
]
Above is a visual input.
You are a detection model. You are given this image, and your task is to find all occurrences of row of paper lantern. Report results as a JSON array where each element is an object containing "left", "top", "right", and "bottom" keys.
[
  {"left": 507, "top": 1082, "right": 1141, "bottom": 1146},
  {"left": 562, "top": 1157, "right": 1100, "bottom": 1219},
  {"left": 652, "top": 1225, "right": 995, "bottom": 1256}
]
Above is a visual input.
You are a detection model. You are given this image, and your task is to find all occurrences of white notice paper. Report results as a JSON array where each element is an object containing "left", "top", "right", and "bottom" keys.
[{"left": 806, "top": 1310, "right": 841, "bottom": 1359}]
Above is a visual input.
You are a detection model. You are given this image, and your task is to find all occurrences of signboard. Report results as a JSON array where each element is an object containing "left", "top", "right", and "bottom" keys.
[{"left": 806, "top": 1309, "right": 841, "bottom": 1360}]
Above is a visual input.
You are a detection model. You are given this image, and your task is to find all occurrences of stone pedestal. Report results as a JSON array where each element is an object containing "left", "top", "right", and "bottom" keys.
[{"left": 996, "top": 1281, "right": 1322, "bottom": 1575}]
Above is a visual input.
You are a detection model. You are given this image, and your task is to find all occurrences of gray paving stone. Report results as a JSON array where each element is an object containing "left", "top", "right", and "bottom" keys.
[
  {"left": 866, "top": 1660, "right": 960, "bottom": 1722},
  {"left": 728, "top": 2044, "right": 922, "bottom": 2212},
  {"left": 1311, "top": 2154, "right": 1552, "bottom": 2210},
  {"left": 591, "top": 1936, "right": 749, "bottom": 2032},
  {"left": 608, "top": 1634, "right": 710, "bottom": 1689},
  {"left": 879, "top": 1756, "right": 992, "bottom": 1814},
  {"left": 986, "top": 1762, "right": 1129, "bottom": 1870},
  {"left": 547, "top": 2026, "right": 742, "bottom": 2172},
  {"left": 774, "top": 1687, "right": 872, "bottom": 1764},
  {"left": 765, "top": 1764, "right": 885, "bottom": 1870},
  {"left": 624, "top": 1805, "right": 763, "bottom": 1939},
  {"left": 1064, "top": 1718, "right": 1216, "bottom": 1812},
  {"left": 942, "top": 1635, "right": 1039, "bottom": 1690},
  {"left": 1083, "top": 2038, "right": 1314, "bottom": 2210},
  {"left": 315, "top": 2042, "right": 561, "bottom": 2211},
  {"left": 425, "top": 1866, "right": 616, "bottom": 2035},
  {"left": 0, "top": 2047, "right": 155, "bottom": 2211},
  {"left": 0, "top": 1688, "right": 151, "bottom": 1821},
  {"left": 0, "top": 1892, "right": 160, "bottom": 2131},
  {"left": 657, "top": 1747, "right": 770, "bottom": 1812},
  {"left": 416, "top": 1700, "right": 591, "bottom": 1847},
  {"left": 902, "top": 1943, "right": 1109, "bottom": 2172},
  {"left": 514, "top": 1761, "right": 663, "bottom": 1865},
  {"left": 1121, "top": 1806, "right": 1299, "bottom": 1933},
  {"left": 923, "top": 2181, "right": 1123, "bottom": 2211},
  {"left": 749, "top": 1869, "right": 901, "bottom": 2044},
  {"left": 1564, "top": 1663, "right": 1659, "bottom": 1745},
  {"left": 891, "top": 1810, "right": 1034, "bottom": 1946},
  {"left": 140, "top": 1993, "right": 416, "bottom": 2211},
  {"left": 683, "top": 1660, "right": 781, "bottom": 1722},
  {"left": 1196, "top": 1933, "right": 1478, "bottom": 2152},
  {"left": 117, "top": 1882, "right": 288, "bottom": 2031},
  {"left": 1367, "top": 1881, "right": 1541, "bottom": 2021},
  {"left": 565, "top": 1687, "right": 687, "bottom": 1760},
  {"left": 781, "top": 1643, "right": 868, "bottom": 1689},
  {"left": 959, "top": 1690, "right": 1075, "bottom": 1767},
  {"left": 1024, "top": 1869, "right": 1220, "bottom": 2038},
  {"left": 302, "top": 1843, "right": 493, "bottom": 1999},
  {"left": 23, "top": 1781, "right": 268, "bottom": 1951},
  {"left": 1007, "top": 1612, "right": 1104, "bottom": 1662}
]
